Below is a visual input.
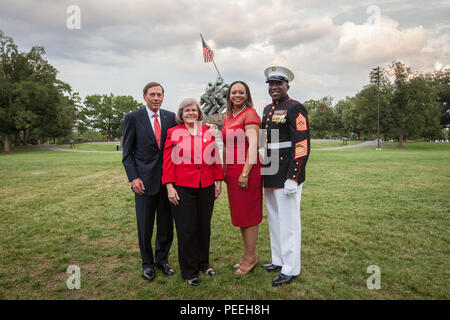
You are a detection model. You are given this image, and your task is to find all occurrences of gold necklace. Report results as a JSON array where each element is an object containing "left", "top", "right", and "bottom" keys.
[{"left": 233, "top": 105, "right": 247, "bottom": 117}]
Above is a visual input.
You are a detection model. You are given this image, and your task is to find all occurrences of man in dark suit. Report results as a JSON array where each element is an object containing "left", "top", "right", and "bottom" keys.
[{"left": 122, "top": 82, "right": 177, "bottom": 281}]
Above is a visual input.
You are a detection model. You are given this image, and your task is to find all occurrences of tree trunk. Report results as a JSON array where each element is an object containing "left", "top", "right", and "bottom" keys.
[
  {"left": 3, "top": 134, "right": 12, "bottom": 153},
  {"left": 119, "top": 136, "right": 124, "bottom": 151},
  {"left": 397, "top": 133, "right": 404, "bottom": 148},
  {"left": 15, "top": 132, "right": 21, "bottom": 146},
  {"left": 23, "top": 129, "right": 29, "bottom": 146}
]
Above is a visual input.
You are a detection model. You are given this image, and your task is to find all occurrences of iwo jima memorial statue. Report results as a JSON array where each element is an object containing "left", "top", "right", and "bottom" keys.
[
  {"left": 200, "top": 34, "right": 228, "bottom": 129},
  {"left": 200, "top": 77, "right": 228, "bottom": 129}
]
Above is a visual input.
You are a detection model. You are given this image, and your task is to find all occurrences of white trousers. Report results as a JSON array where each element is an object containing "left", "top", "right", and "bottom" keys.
[{"left": 265, "top": 184, "right": 303, "bottom": 276}]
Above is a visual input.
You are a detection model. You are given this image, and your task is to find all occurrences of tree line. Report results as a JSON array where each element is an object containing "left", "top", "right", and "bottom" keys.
[
  {"left": 0, "top": 31, "right": 143, "bottom": 153},
  {"left": 305, "top": 61, "right": 449, "bottom": 148}
]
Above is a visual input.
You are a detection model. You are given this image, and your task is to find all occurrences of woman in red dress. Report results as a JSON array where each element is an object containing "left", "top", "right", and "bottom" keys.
[{"left": 221, "top": 81, "right": 263, "bottom": 275}]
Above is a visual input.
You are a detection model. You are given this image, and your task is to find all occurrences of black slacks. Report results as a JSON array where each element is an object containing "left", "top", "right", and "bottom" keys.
[
  {"left": 170, "top": 184, "right": 215, "bottom": 280},
  {"left": 135, "top": 186, "right": 173, "bottom": 270}
]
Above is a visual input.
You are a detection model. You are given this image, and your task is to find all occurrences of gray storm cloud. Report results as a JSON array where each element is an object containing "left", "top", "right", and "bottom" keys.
[{"left": 1, "top": 0, "right": 448, "bottom": 111}]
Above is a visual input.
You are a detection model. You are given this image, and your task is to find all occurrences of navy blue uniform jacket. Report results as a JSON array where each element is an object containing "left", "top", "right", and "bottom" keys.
[{"left": 262, "top": 96, "right": 310, "bottom": 188}]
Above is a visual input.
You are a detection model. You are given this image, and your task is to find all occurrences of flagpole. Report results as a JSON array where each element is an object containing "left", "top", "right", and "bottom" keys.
[
  {"left": 211, "top": 58, "right": 222, "bottom": 79},
  {"left": 200, "top": 34, "right": 222, "bottom": 79}
]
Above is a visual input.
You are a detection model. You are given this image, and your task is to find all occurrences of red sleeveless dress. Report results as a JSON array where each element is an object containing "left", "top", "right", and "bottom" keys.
[{"left": 221, "top": 108, "right": 263, "bottom": 227}]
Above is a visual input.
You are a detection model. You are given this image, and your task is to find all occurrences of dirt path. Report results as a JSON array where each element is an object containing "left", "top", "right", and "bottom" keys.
[
  {"left": 311, "top": 140, "right": 378, "bottom": 150},
  {"left": 35, "top": 144, "right": 119, "bottom": 153},
  {"left": 35, "top": 140, "right": 378, "bottom": 153}
]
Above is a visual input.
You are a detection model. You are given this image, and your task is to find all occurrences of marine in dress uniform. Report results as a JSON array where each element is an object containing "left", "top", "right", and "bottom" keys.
[{"left": 261, "top": 66, "right": 310, "bottom": 286}]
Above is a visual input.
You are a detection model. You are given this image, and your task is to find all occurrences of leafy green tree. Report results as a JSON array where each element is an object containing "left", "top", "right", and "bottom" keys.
[
  {"left": 77, "top": 129, "right": 108, "bottom": 142},
  {"left": 304, "top": 97, "right": 341, "bottom": 138},
  {"left": 78, "top": 93, "right": 143, "bottom": 141},
  {"left": 112, "top": 95, "right": 144, "bottom": 138},
  {"left": 384, "top": 61, "right": 441, "bottom": 147},
  {"left": 352, "top": 86, "right": 379, "bottom": 140},
  {"left": 340, "top": 62, "right": 442, "bottom": 145},
  {"left": 0, "top": 31, "right": 23, "bottom": 152},
  {"left": 44, "top": 81, "right": 78, "bottom": 142},
  {"left": 1, "top": 31, "right": 77, "bottom": 150},
  {"left": 336, "top": 97, "right": 361, "bottom": 138},
  {"left": 429, "top": 69, "right": 450, "bottom": 131}
]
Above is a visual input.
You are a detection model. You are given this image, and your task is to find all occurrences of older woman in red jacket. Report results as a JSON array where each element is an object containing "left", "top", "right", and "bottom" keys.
[{"left": 162, "top": 98, "right": 224, "bottom": 286}]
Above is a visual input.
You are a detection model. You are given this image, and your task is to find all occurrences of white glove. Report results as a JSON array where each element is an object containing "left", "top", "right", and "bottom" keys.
[{"left": 284, "top": 179, "right": 298, "bottom": 196}]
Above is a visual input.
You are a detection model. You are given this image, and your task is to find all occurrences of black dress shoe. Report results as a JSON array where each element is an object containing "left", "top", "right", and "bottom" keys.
[
  {"left": 142, "top": 267, "right": 155, "bottom": 281},
  {"left": 187, "top": 278, "right": 200, "bottom": 286},
  {"left": 157, "top": 263, "right": 175, "bottom": 276},
  {"left": 272, "top": 273, "right": 298, "bottom": 287},
  {"left": 262, "top": 264, "right": 282, "bottom": 272}
]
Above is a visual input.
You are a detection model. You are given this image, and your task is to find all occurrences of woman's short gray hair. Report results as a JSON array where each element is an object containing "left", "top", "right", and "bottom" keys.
[{"left": 176, "top": 98, "right": 204, "bottom": 124}]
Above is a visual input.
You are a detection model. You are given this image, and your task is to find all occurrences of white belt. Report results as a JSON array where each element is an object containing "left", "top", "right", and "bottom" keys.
[{"left": 267, "top": 141, "right": 292, "bottom": 149}]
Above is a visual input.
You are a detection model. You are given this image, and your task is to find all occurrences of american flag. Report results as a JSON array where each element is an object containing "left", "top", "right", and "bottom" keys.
[{"left": 202, "top": 38, "right": 214, "bottom": 63}]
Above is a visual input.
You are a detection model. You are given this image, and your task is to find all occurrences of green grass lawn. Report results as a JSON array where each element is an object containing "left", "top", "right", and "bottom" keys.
[
  {"left": 0, "top": 142, "right": 448, "bottom": 299},
  {"left": 58, "top": 143, "right": 119, "bottom": 152}
]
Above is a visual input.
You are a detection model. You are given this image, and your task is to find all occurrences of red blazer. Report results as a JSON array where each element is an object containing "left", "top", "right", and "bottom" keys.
[{"left": 162, "top": 124, "right": 224, "bottom": 188}]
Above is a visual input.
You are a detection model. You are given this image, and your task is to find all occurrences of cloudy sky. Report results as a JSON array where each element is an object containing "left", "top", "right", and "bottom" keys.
[{"left": 1, "top": 0, "right": 449, "bottom": 114}]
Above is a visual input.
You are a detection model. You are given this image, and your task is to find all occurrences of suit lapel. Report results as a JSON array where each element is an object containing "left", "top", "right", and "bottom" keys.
[
  {"left": 139, "top": 107, "right": 157, "bottom": 146},
  {"left": 160, "top": 109, "right": 171, "bottom": 149}
]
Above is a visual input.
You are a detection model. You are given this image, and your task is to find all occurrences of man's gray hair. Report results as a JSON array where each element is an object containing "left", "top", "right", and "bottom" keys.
[{"left": 176, "top": 98, "right": 204, "bottom": 124}]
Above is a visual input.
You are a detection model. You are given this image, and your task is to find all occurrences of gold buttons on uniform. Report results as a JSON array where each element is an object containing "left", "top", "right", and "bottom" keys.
[
  {"left": 294, "top": 168, "right": 297, "bottom": 171},
  {"left": 280, "top": 157, "right": 283, "bottom": 160}
]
